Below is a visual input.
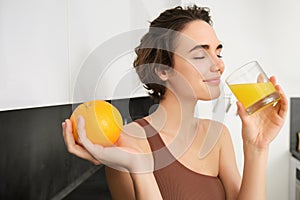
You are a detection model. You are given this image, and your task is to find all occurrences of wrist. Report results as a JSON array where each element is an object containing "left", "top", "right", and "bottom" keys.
[
  {"left": 127, "top": 153, "right": 154, "bottom": 173},
  {"left": 243, "top": 141, "right": 269, "bottom": 157}
]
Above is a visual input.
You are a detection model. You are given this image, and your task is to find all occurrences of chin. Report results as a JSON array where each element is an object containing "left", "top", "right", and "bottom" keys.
[{"left": 198, "top": 89, "right": 221, "bottom": 101}]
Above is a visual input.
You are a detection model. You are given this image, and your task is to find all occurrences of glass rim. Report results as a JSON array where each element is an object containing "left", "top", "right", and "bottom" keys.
[{"left": 225, "top": 60, "right": 261, "bottom": 84}]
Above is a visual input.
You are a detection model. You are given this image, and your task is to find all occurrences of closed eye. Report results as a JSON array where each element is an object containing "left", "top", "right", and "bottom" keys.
[{"left": 193, "top": 56, "right": 205, "bottom": 59}]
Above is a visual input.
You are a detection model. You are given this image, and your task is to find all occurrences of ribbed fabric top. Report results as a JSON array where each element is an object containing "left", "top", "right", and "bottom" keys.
[{"left": 135, "top": 119, "right": 226, "bottom": 200}]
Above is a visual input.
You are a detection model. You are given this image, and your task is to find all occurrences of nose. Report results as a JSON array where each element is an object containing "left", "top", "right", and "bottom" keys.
[{"left": 210, "top": 58, "right": 224, "bottom": 74}]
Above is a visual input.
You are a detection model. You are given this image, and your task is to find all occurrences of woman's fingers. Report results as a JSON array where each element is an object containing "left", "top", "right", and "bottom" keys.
[
  {"left": 269, "top": 76, "right": 288, "bottom": 118},
  {"left": 275, "top": 84, "right": 288, "bottom": 118},
  {"left": 76, "top": 117, "right": 127, "bottom": 169},
  {"left": 269, "top": 76, "right": 277, "bottom": 86},
  {"left": 62, "top": 119, "right": 75, "bottom": 152},
  {"left": 77, "top": 117, "right": 101, "bottom": 156},
  {"left": 268, "top": 76, "right": 287, "bottom": 118},
  {"left": 62, "top": 118, "right": 101, "bottom": 165},
  {"left": 257, "top": 73, "right": 265, "bottom": 83},
  {"left": 76, "top": 116, "right": 152, "bottom": 172},
  {"left": 236, "top": 101, "right": 248, "bottom": 122},
  {"left": 77, "top": 117, "right": 118, "bottom": 162}
]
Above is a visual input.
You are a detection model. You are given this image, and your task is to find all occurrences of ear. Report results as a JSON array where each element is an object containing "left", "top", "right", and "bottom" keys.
[{"left": 155, "top": 67, "right": 169, "bottom": 81}]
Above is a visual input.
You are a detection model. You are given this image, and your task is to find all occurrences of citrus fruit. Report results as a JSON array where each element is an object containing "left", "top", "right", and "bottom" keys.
[{"left": 70, "top": 100, "right": 123, "bottom": 146}]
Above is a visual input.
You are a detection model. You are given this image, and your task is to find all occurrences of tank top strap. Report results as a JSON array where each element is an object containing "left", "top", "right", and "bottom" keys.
[
  {"left": 134, "top": 118, "right": 177, "bottom": 170},
  {"left": 134, "top": 118, "right": 166, "bottom": 152},
  {"left": 134, "top": 119, "right": 226, "bottom": 200}
]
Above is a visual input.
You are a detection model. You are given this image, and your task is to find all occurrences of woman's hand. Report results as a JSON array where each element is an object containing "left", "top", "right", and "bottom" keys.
[
  {"left": 62, "top": 119, "right": 101, "bottom": 165},
  {"left": 65, "top": 116, "right": 153, "bottom": 173},
  {"left": 236, "top": 76, "right": 288, "bottom": 150}
]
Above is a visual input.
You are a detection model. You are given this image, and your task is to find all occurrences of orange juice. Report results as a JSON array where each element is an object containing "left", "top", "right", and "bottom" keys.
[{"left": 229, "top": 82, "right": 276, "bottom": 109}]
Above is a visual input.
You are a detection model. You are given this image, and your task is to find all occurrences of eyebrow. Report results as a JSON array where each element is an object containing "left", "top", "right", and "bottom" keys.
[{"left": 189, "top": 44, "right": 223, "bottom": 52}]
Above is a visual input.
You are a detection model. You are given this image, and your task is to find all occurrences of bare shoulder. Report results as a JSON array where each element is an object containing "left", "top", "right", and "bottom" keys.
[
  {"left": 199, "top": 118, "right": 229, "bottom": 130},
  {"left": 198, "top": 118, "right": 231, "bottom": 146}
]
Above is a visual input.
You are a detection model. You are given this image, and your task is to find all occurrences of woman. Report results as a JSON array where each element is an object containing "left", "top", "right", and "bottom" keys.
[{"left": 62, "top": 5, "right": 287, "bottom": 200}]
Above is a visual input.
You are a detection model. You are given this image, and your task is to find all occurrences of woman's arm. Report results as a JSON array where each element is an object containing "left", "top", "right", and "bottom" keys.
[
  {"left": 219, "top": 126, "right": 241, "bottom": 200},
  {"left": 219, "top": 128, "right": 271, "bottom": 200},
  {"left": 106, "top": 166, "right": 163, "bottom": 200},
  {"left": 237, "top": 143, "right": 269, "bottom": 200},
  {"left": 220, "top": 76, "right": 287, "bottom": 200},
  {"left": 130, "top": 173, "right": 163, "bottom": 200},
  {"left": 66, "top": 117, "right": 163, "bottom": 199},
  {"left": 105, "top": 167, "right": 136, "bottom": 200},
  {"left": 236, "top": 76, "right": 288, "bottom": 200}
]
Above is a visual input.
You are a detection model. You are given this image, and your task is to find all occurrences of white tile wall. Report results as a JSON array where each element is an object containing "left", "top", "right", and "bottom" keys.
[
  {"left": 0, "top": 0, "right": 69, "bottom": 111},
  {"left": 0, "top": 0, "right": 182, "bottom": 110},
  {"left": 69, "top": 0, "right": 180, "bottom": 103},
  {"left": 69, "top": 0, "right": 143, "bottom": 103}
]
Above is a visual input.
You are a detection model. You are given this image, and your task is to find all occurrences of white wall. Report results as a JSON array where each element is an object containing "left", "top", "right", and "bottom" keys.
[
  {"left": 0, "top": 0, "right": 180, "bottom": 110},
  {"left": 0, "top": 0, "right": 69, "bottom": 111},
  {"left": 69, "top": 0, "right": 180, "bottom": 103},
  {"left": 184, "top": 0, "right": 300, "bottom": 199},
  {"left": 263, "top": 1, "right": 300, "bottom": 199}
]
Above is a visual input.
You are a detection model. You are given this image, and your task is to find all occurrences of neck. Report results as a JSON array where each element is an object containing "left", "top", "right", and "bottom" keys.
[{"left": 148, "top": 89, "right": 198, "bottom": 136}]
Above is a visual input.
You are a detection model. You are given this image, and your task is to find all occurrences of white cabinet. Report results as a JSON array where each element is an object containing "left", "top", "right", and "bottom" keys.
[
  {"left": 0, "top": 0, "right": 69, "bottom": 111},
  {"left": 69, "top": 0, "right": 143, "bottom": 103},
  {"left": 69, "top": 0, "right": 180, "bottom": 103},
  {"left": 0, "top": 0, "right": 182, "bottom": 111}
]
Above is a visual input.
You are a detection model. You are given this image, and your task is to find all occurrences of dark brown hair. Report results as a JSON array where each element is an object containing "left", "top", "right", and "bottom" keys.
[{"left": 133, "top": 5, "right": 212, "bottom": 102}]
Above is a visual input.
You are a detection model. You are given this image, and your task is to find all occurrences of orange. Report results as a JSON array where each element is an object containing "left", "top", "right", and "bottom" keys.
[{"left": 70, "top": 100, "right": 123, "bottom": 146}]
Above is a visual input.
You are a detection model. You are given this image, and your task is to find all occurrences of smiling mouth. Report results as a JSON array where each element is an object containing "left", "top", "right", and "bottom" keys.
[{"left": 203, "top": 77, "right": 221, "bottom": 85}]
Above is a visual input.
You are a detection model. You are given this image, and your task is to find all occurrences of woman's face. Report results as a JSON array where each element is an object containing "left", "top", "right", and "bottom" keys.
[{"left": 167, "top": 20, "right": 224, "bottom": 101}]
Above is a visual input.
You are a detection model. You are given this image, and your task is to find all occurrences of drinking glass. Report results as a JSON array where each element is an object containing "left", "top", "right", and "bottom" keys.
[{"left": 226, "top": 61, "right": 280, "bottom": 115}]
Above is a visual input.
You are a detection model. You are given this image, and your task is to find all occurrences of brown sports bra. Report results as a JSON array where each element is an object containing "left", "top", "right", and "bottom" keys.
[{"left": 135, "top": 119, "right": 225, "bottom": 200}]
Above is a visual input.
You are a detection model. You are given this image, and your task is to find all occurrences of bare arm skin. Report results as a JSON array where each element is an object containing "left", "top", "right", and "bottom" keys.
[
  {"left": 71, "top": 119, "right": 162, "bottom": 200},
  {"left": 105, "top": 167, "right": 136, "bottom": 200},
  {"left": 220, "top": 77, "right": 288, "bottom": 200},
  {"left": 219, "top": 126, "right": 241, "bottom": 200},
  {"left": 237, "top": 77, "right": 287, "bottom": 200},
  {"left": 219, "top": 77, "right": 287, "bottom": 200}
]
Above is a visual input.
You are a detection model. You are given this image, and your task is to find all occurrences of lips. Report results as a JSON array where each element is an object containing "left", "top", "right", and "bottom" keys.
[{"left": 203, "top": 77, "right": 221, "bottom": 85}]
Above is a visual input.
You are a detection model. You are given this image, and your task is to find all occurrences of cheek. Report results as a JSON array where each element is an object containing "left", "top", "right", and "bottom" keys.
[
  {"left": 178, "top": 59, "right": 209, "bottom": 78},
  {"left": 172, "top": 57, "right": 211, "bottom": 90},
  {"left": 192, "top": 60, "right": 213, "bottom": 78}
]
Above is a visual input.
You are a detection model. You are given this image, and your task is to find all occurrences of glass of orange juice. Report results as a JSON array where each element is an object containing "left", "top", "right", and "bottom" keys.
[{"left": 226, "top": 61, "right": 280, "bottom": 115}]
